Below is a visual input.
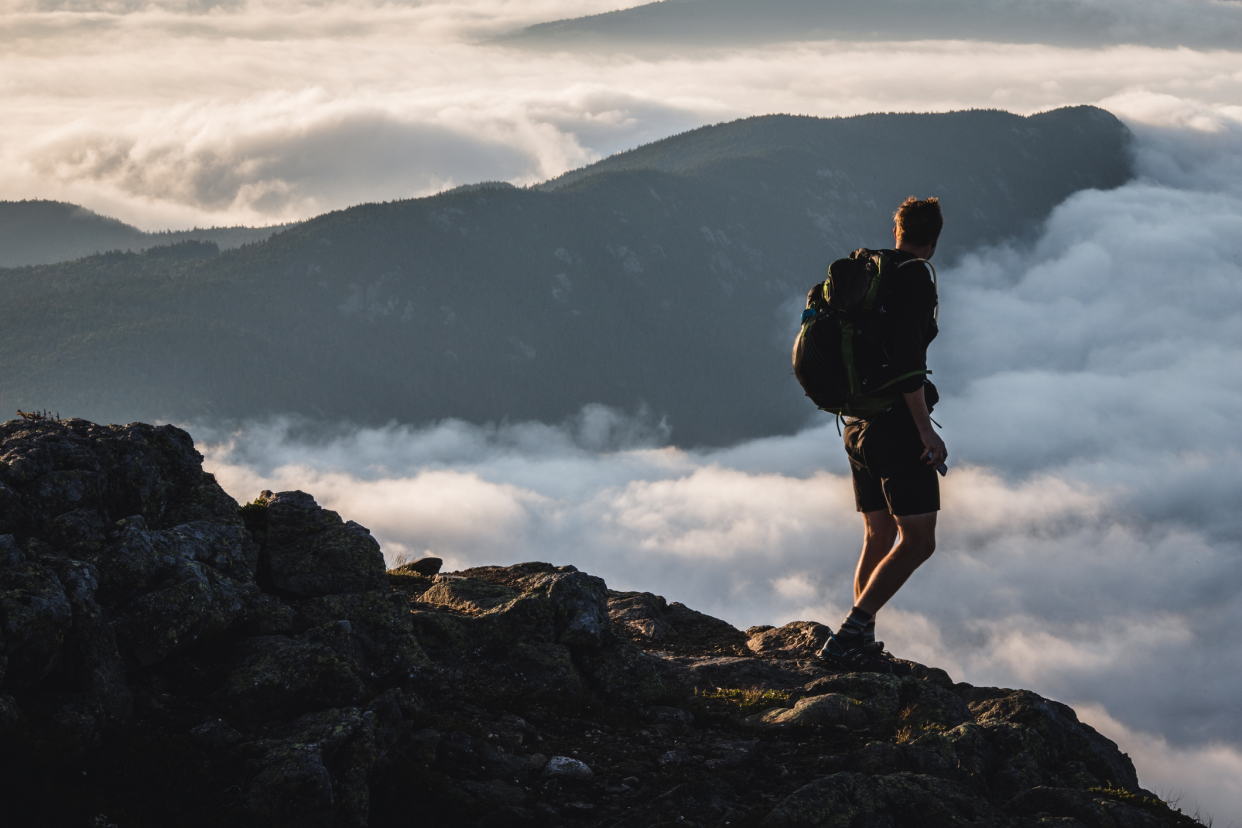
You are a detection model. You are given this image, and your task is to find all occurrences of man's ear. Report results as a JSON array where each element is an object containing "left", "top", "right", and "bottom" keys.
[{"left": 893, "top": 226, "right": 900, "bottom": 245}]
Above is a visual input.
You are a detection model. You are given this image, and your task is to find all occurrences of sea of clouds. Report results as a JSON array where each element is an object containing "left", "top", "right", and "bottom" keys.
[
  {"left": 196, "top": 104, "right": 1242, "bottom": 821},
  {"left": 5, "top": 0, "right": 1242, "bottom": 819}
]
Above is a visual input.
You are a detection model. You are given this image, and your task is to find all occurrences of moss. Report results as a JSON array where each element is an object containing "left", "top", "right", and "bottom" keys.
[{"left": 1087, "top": 785, "right": 1206, "bottom": 827}]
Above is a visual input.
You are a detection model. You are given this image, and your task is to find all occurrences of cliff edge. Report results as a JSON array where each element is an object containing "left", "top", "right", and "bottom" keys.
[{"left": 0, "top": 418, "right": 1200, "bottom": 827}]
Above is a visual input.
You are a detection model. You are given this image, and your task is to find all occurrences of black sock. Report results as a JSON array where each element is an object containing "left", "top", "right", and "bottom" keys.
[
  {"left": 835, "top": 606, "right": 873, "bottom": 645},
  {"left": 864, "top": 619, "right": 876, "bottom": 646}
]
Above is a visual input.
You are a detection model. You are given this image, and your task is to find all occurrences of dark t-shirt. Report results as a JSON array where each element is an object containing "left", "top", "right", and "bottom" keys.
[{"left": 876, "top": 248, "right": 939, "bottom": 400}]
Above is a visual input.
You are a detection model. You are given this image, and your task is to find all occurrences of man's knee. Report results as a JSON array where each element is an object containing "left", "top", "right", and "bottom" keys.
[{"left": 895, "top": 513, "right": 937, "bottom": 562}]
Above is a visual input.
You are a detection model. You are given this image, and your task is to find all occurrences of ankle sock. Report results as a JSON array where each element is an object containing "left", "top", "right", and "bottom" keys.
[
  {"left": 835, "top": 606, "right": 873, "bottom": 646},
  {"left": 864, "top": 619, "right": 876, "bottom": 646}
]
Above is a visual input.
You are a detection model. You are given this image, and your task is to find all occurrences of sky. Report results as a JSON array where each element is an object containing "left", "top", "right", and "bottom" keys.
[
  {"left": 1, "top": 0, "right": 1242, "bottom": 227},
  {"left": 5, "top": 0, "right": 1242, "bottom": 821}
]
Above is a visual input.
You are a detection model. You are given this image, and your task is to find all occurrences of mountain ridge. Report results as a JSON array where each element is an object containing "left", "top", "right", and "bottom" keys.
[
  {"left": 0, "top": 199, "right": 294, "bottom": 268},
  {"left": 0, "top": 106, "right": 1132, "bottom": 446},
  {"left": 501, "top": 0, "right": 1242, "bottom": 51}
]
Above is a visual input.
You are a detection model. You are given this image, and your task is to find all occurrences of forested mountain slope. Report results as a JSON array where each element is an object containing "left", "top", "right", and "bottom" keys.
[
  {"left": 0, "top": 200, "right": 291, "bottom": 267},
  {"left": 0, "top": 106, "right": 1131, "bottom": 445}
]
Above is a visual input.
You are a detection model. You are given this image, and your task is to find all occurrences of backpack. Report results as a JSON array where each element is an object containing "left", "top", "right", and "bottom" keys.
[{"left": 792, "top": 248, "right": 937, "bottom": 421}]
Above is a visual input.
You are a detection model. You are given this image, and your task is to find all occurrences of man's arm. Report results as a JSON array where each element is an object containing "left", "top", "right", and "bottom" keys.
[{"left": 903, "top": 385, "right": 947, "bottom": 466}]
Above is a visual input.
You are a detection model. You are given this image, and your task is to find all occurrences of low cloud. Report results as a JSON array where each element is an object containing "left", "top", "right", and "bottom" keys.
[{"left": 197, "top": 117, "right": 1242, "bottom": 819}]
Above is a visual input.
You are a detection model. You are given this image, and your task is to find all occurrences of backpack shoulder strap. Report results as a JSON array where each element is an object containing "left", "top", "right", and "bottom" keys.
[{"left": 896, "top": 257, "right": 939, "bottom": 321}]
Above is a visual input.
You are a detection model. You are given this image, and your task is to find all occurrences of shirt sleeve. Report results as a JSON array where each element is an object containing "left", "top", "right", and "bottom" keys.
[{"left": 887, "top": 262, "right": 938, "bottom": 395}]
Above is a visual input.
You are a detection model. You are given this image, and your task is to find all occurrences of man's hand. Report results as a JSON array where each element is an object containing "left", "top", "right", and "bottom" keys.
[
  {"left": 902, "top": 386, "right": 948, "bottom": 467},
  {"left": 918, "top": 426, "right": 948, "bottom": 467}
]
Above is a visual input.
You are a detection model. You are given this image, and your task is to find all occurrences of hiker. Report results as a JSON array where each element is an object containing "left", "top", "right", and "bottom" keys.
[{"left": 797, "top": 197, "right": 946, "bottom": 673}]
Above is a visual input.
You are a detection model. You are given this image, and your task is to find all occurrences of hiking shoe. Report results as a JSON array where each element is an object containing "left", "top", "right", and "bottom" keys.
[{"left": 814, "top": 631, "right": 893, "bottom": 674}]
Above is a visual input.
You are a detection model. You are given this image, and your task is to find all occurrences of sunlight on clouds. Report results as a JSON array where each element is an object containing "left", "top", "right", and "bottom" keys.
[
  {"left": 606, "top": 467, "right": 851, "bottom": 558},
  {"left": 4, "top": 0, "right": 1242, "bottom": 226}
]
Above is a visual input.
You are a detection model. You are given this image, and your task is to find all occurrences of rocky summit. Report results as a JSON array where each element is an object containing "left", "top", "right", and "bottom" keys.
[{"left": 0, "top": 418, "right": 1202, "bottom": 827}]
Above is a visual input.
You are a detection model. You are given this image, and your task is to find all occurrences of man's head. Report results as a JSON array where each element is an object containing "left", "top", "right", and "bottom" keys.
[{"left": 893, "top": 196, "right": 943, "bottom": 256}]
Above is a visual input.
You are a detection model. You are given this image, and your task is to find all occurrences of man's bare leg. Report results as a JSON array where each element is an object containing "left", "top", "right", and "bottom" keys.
[
  {"left": 855, "top": 512, "right": 937, "bottom": 616},
  {"left": 855, "top": 510, "right": 899, "bottom": 604}
]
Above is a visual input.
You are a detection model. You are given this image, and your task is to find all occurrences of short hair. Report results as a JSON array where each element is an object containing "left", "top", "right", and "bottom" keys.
[{"left": 894, "top": 197, "right": 943, "bottom": 247}]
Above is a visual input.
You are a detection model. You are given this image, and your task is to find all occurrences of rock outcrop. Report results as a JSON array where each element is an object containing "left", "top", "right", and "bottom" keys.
[{"left": 0, "top": 419, "right": 1202, "bottom": 827}]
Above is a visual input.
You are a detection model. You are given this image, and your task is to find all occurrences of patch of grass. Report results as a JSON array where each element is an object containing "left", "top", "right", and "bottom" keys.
[
  {"left": 691, "top": 687, "right": 791, "bottom": 717},
  {"left": 893, "top": 706, "right": 948, "bottom": 744},
  {"left": 1088, "top": 785, "right": 1208, "bottom": 827}
]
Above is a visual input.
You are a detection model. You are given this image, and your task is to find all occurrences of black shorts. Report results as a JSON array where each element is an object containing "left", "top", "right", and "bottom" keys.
[{"left": 843, "top": 404, "right": 940, "bottom": 516}]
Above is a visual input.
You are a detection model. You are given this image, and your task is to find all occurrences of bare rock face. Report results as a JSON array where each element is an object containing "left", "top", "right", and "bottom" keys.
[
  {"left": 0, "top": 419, "right": 425, "bottom": 827},
  {"left": 0, "top": 419, "right": 1194, "bottom": 828}
]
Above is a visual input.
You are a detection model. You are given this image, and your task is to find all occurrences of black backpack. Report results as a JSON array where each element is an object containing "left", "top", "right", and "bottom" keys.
[{"left": 792, "top": 248, "right": 936, "bottom": 421}]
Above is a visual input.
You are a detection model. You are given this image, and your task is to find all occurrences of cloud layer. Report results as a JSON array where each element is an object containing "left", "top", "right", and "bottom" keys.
[
  {"left": 4, "top": 0, "right": 1242, "bottom": 227},
  {"left": 194, "top": 113, "right": 1242, "bottom": 821}
]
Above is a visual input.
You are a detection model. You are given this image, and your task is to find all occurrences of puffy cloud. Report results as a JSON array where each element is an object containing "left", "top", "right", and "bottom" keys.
[{"left": 4, "top": 0, "right": 1242, "bottom": 226}]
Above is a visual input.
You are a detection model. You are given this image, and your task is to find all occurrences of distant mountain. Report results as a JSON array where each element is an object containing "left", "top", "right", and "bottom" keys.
[
  {"left": 501, "top": 0, "right": 1242, "bottom": 51},
  {"left": 0, "top": 106, "right": 1132, "bottom": 446},
  {"left": 0, "top": 200, "right": 294, "bottom": 267}
]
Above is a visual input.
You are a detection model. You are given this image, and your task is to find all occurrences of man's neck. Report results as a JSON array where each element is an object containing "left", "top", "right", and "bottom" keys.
[{"left": 895, "top": 241, "right": 935, "bottom": 259}]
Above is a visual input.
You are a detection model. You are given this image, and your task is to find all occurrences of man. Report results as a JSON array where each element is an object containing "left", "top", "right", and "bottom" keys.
[{"left": 816, "top": 196, "right": 947, "bottom": 674}]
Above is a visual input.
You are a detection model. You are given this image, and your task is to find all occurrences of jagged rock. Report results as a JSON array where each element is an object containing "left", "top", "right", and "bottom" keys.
[
  {"left": 747, "top": 693, "right": 870, "bottom": 729},
  {"left": 0, "top": 418, "right": 1179, "bottom": 828},
  {"left": 748, "top": 620, "right": 832, "bottom": 658},
  {"left": 655, "top": 654, "right": 828, "bottom": 693},
  {"left": 394, "top": 556, "right": 443, "bottom": 577},
  {"left": 763, "top": 772, "right": 1007, "bottom": 827},
  {"left": 600, "top": 779, "right": 739, "bottom": 828},
  {"left": 0, "top": 419, "right": 427, "bottom": 827},
  {"left": 608, "top": 590, "right": 751, "bottom": 656},
  {"left": 248, "top": 490, "right": 388, "bottom": 597},
  {"left": 543, "top": 755, "right": 593, "bottom": 779},
  {"left": 966, "top": 688, "right": 1141, "bottom": 793},
  {"left": 899, "top": 675, "right": 974, "bottom": 731},
  {"left": 1004, "top": 786, "right": 1172, "bottom": 827},
  {"left": 802, "top": 672, "right": 904, "bottom": 722},
  {"left": 410, "top": 563, "right": 666, "bottom": 705}
]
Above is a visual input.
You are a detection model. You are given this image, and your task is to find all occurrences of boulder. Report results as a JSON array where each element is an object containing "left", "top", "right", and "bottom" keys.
[
  {"left": 747, "top": 621, "right": 832, "bottom": 658},
  {"left": 394, "top": 556, "right": 443, "bottom": 577},
  {"left": 1003, "top": 786, "right": 1172, "bottom": 828},
  {"left": 250, "top": 490, "right": 388, "bottom": 597},
  {"left": 0, "top": 419, "right": 426, "bottom": 826},
  {"left": 762, "top": 772, "right": 1006, "bottom": 828},
  {"left": 967, "top": 688, "right": 1141, "bottom": 793},
  {"left": 746, "top": 693, "right": 869, "bottom": 730},
  {"left": 607, "top": 590, "right": 751, "bottom": 656}
]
